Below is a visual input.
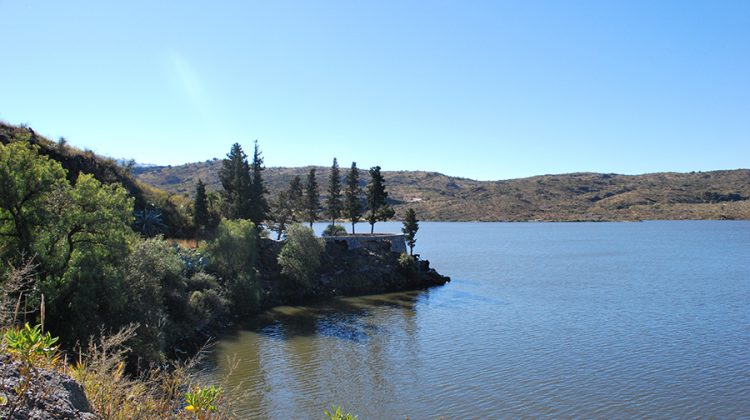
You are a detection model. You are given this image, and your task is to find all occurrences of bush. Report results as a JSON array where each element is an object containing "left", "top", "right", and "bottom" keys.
[
  {"left": 277, "top": 224, "right": 325, "bottom": 289},
  {"left": 124, "top": 236, "right": 186, "bottom": 364},
  {"left": 322, "top": 224, "right": 347, "bottom": 236},
  {"left": 203, "top": 219, "right": 259, "bottom": 316},
  {"left": 398, "top": 253, "right": 417, "bottom": 277}
]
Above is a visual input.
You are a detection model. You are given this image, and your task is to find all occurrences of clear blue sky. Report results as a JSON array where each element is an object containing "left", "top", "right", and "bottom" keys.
[{"left": 1, "top": 1, "right": 748, "bottom": 180}]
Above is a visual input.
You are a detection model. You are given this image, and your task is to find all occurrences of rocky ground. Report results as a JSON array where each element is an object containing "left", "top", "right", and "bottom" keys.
[
  {"left": 0, "top": 354, "right": 96, "bottom": 419},
  {"left": 257, "top": 238, "right": 450, "bottom": 307}
]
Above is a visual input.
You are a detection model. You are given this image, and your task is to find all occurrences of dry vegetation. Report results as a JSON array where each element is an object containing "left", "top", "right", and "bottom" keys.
[{"left": 135, "top": 160, "right": 750, "bottom": 221}]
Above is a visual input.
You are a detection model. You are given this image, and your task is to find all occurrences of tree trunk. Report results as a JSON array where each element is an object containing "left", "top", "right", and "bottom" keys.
[{"left": 351, "top": 221, "right": 356, "bottom": 235}]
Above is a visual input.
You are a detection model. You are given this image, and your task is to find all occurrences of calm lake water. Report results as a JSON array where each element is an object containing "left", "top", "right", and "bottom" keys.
[{"left": 210, "top": 221, "right": 750, "bottom": 418}]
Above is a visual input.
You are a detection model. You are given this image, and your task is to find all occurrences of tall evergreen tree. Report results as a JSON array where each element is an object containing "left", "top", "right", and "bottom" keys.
[
  {"left": 248, "top": 140, "right": 269, "bottom": 227},
  {"left": 402, "top": 208, "right": 419, "bottom": 255},
  {"left": 193, "top": 179, "right": 209, "bottom": 237},
  {"left": 365, "top": 166, "right": 395, "bottom": 233},
  {"left": 218, "top": 143, "right": 251, "bottom": 219},
  {"left": 288, "top": 175, "right": 304, "bottom": 221},
  {"left": 326, "top": 157, "right": 342, "bottom": 226},
  {"left": 344, "top": 162, "right": 362, "bottom": 234},
  {"left": 304, "top": 168, "right": 320, "bottom": 228}
]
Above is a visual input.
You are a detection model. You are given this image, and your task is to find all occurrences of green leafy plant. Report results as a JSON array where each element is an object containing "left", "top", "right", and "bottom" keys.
[
  {"left": 324, "top": 405, "right": 358, "bottom": 420},
  {"left": 322, "top": 224, "right": 347, "bottom": 237},
  {"left": 3, "top": 323, "right": 59, "bottom": 363},
  {"left": 185, "top": 385, "right": 223, "bottom": 417},
  {"left": 278, "top": 224, "right": 325, "bottom": 289}
]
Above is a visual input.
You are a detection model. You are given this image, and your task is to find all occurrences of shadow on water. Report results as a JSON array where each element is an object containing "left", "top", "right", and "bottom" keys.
[{"left": 218, "top": 290, "right": 427, "bottom": 346}]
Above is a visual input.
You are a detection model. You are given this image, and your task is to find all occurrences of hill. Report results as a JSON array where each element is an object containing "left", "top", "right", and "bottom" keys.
[
  {"left": 133, "top": 160, "right": 750, "bottom": 221},
  {"left": 0, "top": 122, "right": 192, "bottom": 236}
]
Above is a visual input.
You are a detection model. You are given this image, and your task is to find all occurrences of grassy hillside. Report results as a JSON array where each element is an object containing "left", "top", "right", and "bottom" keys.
[
  {"left": 134, "top": 159, "right": 750, "bottom": 221},
  {"left": 0, "top": 122, "right": 193, "bottom": 236}
]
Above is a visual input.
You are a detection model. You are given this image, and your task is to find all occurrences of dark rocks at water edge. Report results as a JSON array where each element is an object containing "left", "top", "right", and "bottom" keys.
[
  {"left": 0, "top": 354, "right": 96, "bottom": 419},
  {"left": 257, "top": 234, "right": 450, "bottom": 306}
]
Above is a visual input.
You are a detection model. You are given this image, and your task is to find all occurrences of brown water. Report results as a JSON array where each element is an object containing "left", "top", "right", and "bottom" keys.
[{"left": 210, "top": 221, "right": 750, "bottom": 418}]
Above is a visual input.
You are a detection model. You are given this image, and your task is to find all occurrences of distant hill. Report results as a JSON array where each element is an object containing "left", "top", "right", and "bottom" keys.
[
  {"left": 0, "top": 122, "right": 192, "bottom": 236},
  {"left": 134, "top": 159, "right": 750, "bottom": 221}
]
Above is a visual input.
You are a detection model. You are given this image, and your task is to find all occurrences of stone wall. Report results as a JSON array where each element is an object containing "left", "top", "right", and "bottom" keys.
[{"left": 322, "top": 233, "right": 407, "bottom": 254}]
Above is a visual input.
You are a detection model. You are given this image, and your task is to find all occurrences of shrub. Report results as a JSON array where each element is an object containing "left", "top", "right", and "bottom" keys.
[
  {"left": 125, "top": 236, "right": 186, "bottom": 364},
  {"left": 277, "top": 224, "right": 324, "bottom": 289},
  {"left": 322, "top": 224, "right": 347, "bottom": 237},
  {"left": 203, "top": 219, "right": 260, "bottom": 316},
  {"left": 398, "top": 253, "right": 417, "bottom": 277}
]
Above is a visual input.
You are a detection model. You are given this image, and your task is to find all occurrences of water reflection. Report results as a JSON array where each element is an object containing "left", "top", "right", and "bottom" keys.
[{"left": 211, "top": 291, "right": 425, "bottom": 419}]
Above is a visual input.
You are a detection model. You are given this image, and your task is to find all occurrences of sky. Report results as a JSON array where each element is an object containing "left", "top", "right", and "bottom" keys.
[{"left": 0, "top": 1, "right": 748, "bottom": 181}]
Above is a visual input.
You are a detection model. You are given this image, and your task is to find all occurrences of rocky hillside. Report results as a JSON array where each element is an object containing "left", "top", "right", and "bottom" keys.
[
  {"left": 0, "top": 122, "right": 193, "bottom": 236},
  {"left": 134, "top": 160, "right": 750, "bottom": 221}
]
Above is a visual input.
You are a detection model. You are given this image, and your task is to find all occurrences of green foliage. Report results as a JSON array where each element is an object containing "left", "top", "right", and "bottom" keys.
[
  {"left": 327, "top": 157, "right": 342, "bottom": 225},
  {"left": 271, "top": 175, "right": 308, "bottom": 240},
  {"left": 3, "top": 323, "right": 59, "bottom": 364},
  {"left": 133, "top": 207, "right": 166, "bottom": 237},
  {"left": 248, "top": 140, "right": 270, "bottom": 227},
  {"left": 365, "top": 166, "right": 394, "bottom": 233},
  {"left": 397, "top": 253, "right": 417, "bottom": 277},
  {"left": 218, "top": 143, "right": 252, "bottom": 220},
  {"left": 344, "top": 162, "right": 362, "bottom": 234},
  {"left": 322, "top": 224, "right": 347, "bottom": 237},
  {"left": 324, "top": 405, "right": 358, "bottom": 420},
  {"left": 401, "top": 208, "right": 419, "bottom": 255},
  {"left": 193, "top": 179, "right": 209, "bottom": 235},
  {"left": 203, "top": 219, "right": 259, "bottom": 315},
  {"left": 184, "top": 385, "right": 223, "bottom": 416},
  {"left": 38, "top": 173, "right": 134, "bottom": 347},
  {"left": 124, "top": 237, "right": 184, "bottom": 362},
  {"left": 304, "top": 169, "right": 321, "bottom": 228},
  {"left": 277, "top": 224, "right": 324, "bottom": 289},
  {"left": 0, "top": 141, "right": 67, "bottom": 258}
]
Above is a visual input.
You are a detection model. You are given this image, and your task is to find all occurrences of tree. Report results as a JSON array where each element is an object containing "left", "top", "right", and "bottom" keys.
[
  {"left": 248, "top": 140, "right": 269, "bottom": 227},
  {"left": 287, "top": 175, "right": 304, "bottom": 221},
  {"left": 203, "top": 218, "right": 259, "bottom": 316},
  {"left": 277, "top": 224, "right": 324, "bottom": 289},
  {"left": 1, "top": 140, "right": 136, "bottom": 348},
  {"left": 193, "top": 179, "right": 209, "bottom": 237},
  {"left": 218, "top": 143, "right": 251, "bottom": 220},
  {"left": 270, "top": 189, "right": 293, "bottom": 240},
  {"left": 326, "top": 158, "right": 342, "bottom": 226},
  {"left": 271, "top": 176, "right": 305, "bottom": 240},
  {"left": 365, "top": 166, "right": 395, "bottom": 233},
  {"left": 402, "top": 208, "right": 419, "bottom": 255},
  {"left": 344, "top": 162, "right": 362, "bottom": 234},
  {"left": 304, "top": 168, "right": 320, "bottom": 228},
  {"left": 0, "top": 140, "right": 67, "bottom": 258}
]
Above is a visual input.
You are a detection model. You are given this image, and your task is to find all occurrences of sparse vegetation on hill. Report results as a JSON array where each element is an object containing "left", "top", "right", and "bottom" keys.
[{"left": 135, "top": 161, "right": 750, "bottom": 221}]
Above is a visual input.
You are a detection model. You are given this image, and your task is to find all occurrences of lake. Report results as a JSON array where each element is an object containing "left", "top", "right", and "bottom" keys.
[{"left": 209, "top": 221, "right": 750, "bottom": 418}]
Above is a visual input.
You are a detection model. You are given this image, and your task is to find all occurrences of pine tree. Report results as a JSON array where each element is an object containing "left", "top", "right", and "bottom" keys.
[
  {"left": 344, "top": 162, "right": 362, "bottom": 234},
  {"left": 365, "top": 166, "right": 395, "bottom": 233},
  {"left": 326, "top": 157, "right": 342, "bottom": 226},
  {"left": 248, "top": 140, "right": 269, "bottom": 227},
  {"left": 288, "top": 175, "right": 304, "bottom": 222},
  {"left": 402, "top": 208, "right": 419, "bottom": 255},
  {"left": 304, "top": 168, "right": 320, "bottom": 228},
  {"left": 193, "top": 179, "right": 209, "bottom": 237},
  {"left": 270, "top": 189, "right": 293, "bottom": 240},
  {"left": 271, "top": 176, "right": 305, "bottom": 240},
  {"left": 218, "top": 143, "right": 251, "bottom": 219}
]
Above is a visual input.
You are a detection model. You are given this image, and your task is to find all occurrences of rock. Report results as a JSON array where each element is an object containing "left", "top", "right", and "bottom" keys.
[{"left": 0, "top": 354, "right": 97, "bottom": 419}]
